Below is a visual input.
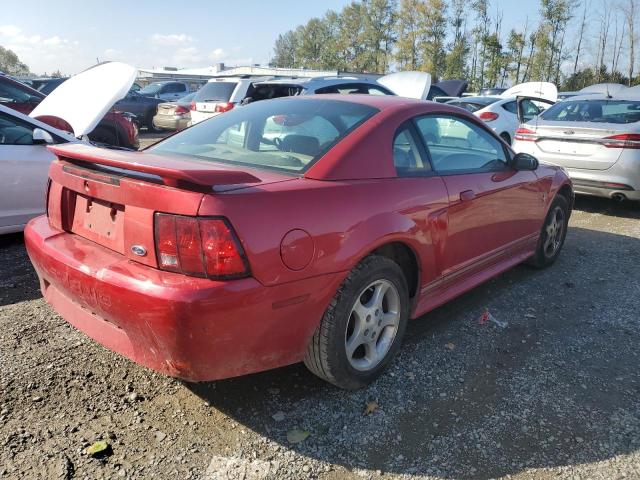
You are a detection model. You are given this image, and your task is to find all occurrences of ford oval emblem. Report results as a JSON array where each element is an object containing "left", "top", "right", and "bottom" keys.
[{"left": 131, "top": 245, "right": 147, "bottom": 257}]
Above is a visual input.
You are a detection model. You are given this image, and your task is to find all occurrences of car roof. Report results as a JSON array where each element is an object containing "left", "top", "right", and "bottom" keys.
[
  {"left": 277, "top": 93, "right": 454, "bottom": 112},
  {"left": 560, "top": 93, "right": 640, "bottom": 102},
  {"left": 254, "top": 76, "right": 380, "bottom": 88},
  {"left": 448, "top": 96, "right": 501, "bottom": 104}
]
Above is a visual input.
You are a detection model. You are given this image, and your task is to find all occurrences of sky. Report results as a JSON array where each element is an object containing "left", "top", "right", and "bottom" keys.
[{"left": 0, "top": 0, "right": 550, "bottom": 76}]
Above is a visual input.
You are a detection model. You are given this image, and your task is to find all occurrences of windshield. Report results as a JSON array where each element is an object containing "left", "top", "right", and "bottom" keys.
[
  {"left": 195, "top": 82, "right": 237, "bottom": 102},
  {"left": 139, "top": 82, "right": 164, "bottom": 95},
  {"left": 151, "top": 98, "right": 379, "bottom": 173},
  {"left": 541, "top": 99, "right": 640, "bottom": 124}
]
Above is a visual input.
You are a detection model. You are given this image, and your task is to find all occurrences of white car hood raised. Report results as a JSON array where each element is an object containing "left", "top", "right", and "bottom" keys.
[
  {"left": 30, "top": 62, "right": 136, "bottom": 137},
  {"left": 378, "top": 71, "right": 431, "bottom": 100},
  {"left": 501, "top": 81, "right": 558, "bottom": 102}
]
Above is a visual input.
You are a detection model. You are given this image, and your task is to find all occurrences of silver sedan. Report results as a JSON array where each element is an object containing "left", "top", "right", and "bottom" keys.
[{"left": 512, "top": 92, "right": 640, "bottom": 202}]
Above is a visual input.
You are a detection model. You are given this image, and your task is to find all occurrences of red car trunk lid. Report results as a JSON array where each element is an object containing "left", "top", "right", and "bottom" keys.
[{"left": 45, "top": 144, "right": 288, "bottom": 268}]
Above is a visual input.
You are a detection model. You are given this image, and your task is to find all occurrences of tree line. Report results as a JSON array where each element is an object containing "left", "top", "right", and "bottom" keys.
[{"left": 271, "top": 0, "right": 640, "bottom": 90}]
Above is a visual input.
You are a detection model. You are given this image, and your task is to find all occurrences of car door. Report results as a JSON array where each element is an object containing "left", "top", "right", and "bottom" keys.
[
  {"left": 413, "top": 114, "right": 544, "bottom": 280},
  {"left": 0, "top": 111, "right": 56, "bottom": 230},
  {"left": 516, "top": 97, "right": 555, "bottom": 124}
]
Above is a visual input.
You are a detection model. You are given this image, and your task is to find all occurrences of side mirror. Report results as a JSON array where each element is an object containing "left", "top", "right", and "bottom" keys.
[
  {"left": 33, "top": 128, "right": 54, "bottom": 145},
  {"left": 512, "top": 152, "right": 539, "bottom": 171}
]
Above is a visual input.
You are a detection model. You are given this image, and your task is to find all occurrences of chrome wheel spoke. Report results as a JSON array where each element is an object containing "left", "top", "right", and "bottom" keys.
[
  {"left": 345, "top": 279, "right": 401, "bottom": 372},
  {"left": 379, "top": 312, "right": 399, "bottom": 330},
  {"left": 367, "top": 282, "right": 388, "bottom": 310}
]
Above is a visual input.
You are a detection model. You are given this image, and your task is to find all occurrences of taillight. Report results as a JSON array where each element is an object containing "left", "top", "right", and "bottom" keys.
[
  {"left": 189, "top": 101, "right": 196, "bottom": 111},
  {"left": 479, "top": 111, "right": 499, "bottom": 122},
  {"left": 214, "top": 102, "right": 234, "bottom": 113},
  {"left": 154, "top": 213, "right": 249, "bottom": 279},
  {"left": 515, "top": 127, "right": 537, "bottom": 141},
  {"left": 174, "top": 105, "right": 189, "bottom": 115},
  {"left": 602, "top": 133, "right": 640, "bottom": 149}
]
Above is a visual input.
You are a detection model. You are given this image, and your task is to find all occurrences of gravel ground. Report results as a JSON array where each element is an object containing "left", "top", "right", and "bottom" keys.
[{"left": 1, "top": 196, "right": 639, "bottom": 480}]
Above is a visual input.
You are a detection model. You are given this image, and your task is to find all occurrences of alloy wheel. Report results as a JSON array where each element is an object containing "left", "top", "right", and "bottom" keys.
[
  {"left": 345, "top": 279, "right": 401, "bottom": 371},
  {"left": 543, "top": 206, "right": 565, "bottom": 258}
]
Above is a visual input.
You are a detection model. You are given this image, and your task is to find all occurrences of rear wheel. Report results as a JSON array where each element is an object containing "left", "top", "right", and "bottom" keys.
[
  {"left": 87, "top": 126, "right": 117, "bottom": 146},
  {"left": 528, "top": 195, "right": 569, "bottom": 268},
  {"left": 304, "top": 255, "right": 409, "bottom": 390},
  {"left": 146, "top": 111, "right": 161, "bottom": 133}
]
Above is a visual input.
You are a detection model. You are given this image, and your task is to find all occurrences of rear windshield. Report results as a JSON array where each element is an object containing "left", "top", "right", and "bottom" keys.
[
  {"left": 541, "top": 99, "right": 640, "bottom": 124},
  {"left": 447, "top": 101, "right": 493, "bottom": 113},
  {"left": 447, "top": 97, "right": 498, "bottom": 112},
  {"left": 195, "top": 82, "right": 238, "bottom": 102},
  {"left": 151, "top": 98, "right": 378, "bottom": 173}
]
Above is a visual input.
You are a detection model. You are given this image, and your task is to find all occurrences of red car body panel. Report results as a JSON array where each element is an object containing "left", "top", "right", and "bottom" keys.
[{"left": 24, "top": 95, "right": 573, "bottom": 382}]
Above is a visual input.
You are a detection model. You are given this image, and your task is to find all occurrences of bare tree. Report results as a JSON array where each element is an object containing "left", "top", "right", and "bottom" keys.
[
  {"left": 622, "top": 0, "right": 638, "bottom": 85},
  {"left": 573, "top": 1, "right": 588, "bottom": 75}
]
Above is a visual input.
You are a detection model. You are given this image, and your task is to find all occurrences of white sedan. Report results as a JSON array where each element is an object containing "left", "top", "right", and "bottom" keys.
[
  {"left": 447, "top": 82, "right": 557, "bottom": 144},
  {"left": 0, "top": 62, "right": 136, "bottom": 234}
]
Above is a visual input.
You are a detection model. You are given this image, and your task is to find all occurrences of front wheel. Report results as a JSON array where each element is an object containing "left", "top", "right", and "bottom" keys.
[
  {"left": 304, "top": 255, "right": 409, "bottom": 390},
  {"left": 528, "top": 195, "right": 569, "bottom": 268}
]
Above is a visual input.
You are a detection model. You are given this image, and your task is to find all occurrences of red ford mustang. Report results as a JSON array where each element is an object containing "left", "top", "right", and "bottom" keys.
[{"left": 25, "top": 95, "right": 573, "bottom": 389}]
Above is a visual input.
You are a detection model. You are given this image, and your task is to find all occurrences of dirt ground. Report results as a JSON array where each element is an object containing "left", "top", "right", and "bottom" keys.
[{"left": 1, "top": 194, "right": 639, "bottom": 480}]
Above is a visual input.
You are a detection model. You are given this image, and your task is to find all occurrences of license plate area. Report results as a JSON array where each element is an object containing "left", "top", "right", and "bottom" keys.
[{"left": 71, "top": 193, "right": 126, "bottom": 254}]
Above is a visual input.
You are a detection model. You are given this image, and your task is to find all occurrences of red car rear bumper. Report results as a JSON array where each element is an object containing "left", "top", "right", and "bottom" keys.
[{"left": 24, "top": 216, "right": 344, "bottom": 382}]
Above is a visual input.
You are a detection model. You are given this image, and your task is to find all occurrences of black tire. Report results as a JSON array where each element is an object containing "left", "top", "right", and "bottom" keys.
[
  {"left": 304, "top": 255, "right": 410, "bottom": 390},
  {"left": 500, "top": 132, "right": 511, "bottom": 145},
  {"left": 87, "top": 126, "right": 117, "bottom": 146},
  {"left": 146, "top": 111, "right": 161, "bottom": 133},
  {"left": 528, "top": 194, "right": 569, "bottom": 268}
]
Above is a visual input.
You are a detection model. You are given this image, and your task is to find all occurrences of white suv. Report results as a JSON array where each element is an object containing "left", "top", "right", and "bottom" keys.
[{"left": 189, "top": 78, "right": 257, "bottom": 125}]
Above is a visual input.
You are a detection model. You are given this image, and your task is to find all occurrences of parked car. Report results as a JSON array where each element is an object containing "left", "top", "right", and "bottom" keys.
[
  {"left": 1, "top": 70, "right": 138, "bottom": 149},
  {"left": 512, "top": 91, "right": 640, "bottom": 202},
  {"left": 25, "top": 94, "right": 573, "bottom": 389},
  {"left": 190, "top": 73, "right": 431, "bottom": 125},
  {"left": 189, "top": 77, "right": 259, "bottom": 125},
  {"left": 0, "top": 62, "right": 136, "bottom": 234},
  {"left": 152, "top": 92, "right": 196, "bottom": 131},
  {"left": 137, "top": 81, "right": 190, "bottom": 101},
  {"left": 558, "top": 84, "right": 628, "bottom": 101},
  {"left": 446, "top": 82, "right": 557, "bottom": 144},
  {"left": 114, "top": 90, "right": 165, "bottom": 131},
  {"left": 28, "top": 77, "right": 68, "bottom": 95}
]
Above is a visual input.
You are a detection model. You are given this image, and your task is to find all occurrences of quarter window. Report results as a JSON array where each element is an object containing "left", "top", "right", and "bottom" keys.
[
  {"left": 393, "top": 125, "right": 428, "bottom": 175},
  {"left": 414, "top": 115, "right": 508, "bottom": 173}
]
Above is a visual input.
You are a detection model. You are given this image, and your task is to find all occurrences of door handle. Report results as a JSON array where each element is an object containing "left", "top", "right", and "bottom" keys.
[{"left": 459, "top": 190, "right": 476, "bottom": 202}]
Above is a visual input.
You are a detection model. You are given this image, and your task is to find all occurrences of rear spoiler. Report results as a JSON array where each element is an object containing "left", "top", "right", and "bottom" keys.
[{"left": 48, "top": 144, "right": 261, "bottom": 188}]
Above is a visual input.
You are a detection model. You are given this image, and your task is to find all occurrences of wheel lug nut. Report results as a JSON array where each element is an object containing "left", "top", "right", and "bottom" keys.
[
  {"left": 366, "top": 315, "right": 371, "bottom": 323},
  {"left": 364, "top": 329, "right": 370, "bottom": 336}
]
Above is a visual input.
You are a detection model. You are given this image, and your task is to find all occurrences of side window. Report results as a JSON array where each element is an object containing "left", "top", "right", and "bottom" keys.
[
  {"left": 215, "top": 121, "right": 247, "bottom": 148},
  {"left": 393, "top": 124, "right": 428, "bottom": 176},
  {"left": 414, "top": 115, "right": 508, "bottom": 174},
  {"left": 521, "top": 99, "right": 540, "bottom": 121},
  {"left": 502, "top": 101, "right": 517, "bottom": 114},
  {"left": 0, "top": 112, "right": 35, "bottom": 145}
]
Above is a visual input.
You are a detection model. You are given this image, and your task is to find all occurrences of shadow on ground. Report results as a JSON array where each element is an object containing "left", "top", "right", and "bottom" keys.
[
  {"left": 573, "top": 195, "right": 639, "bottom": 219},
  {"left": 0, "top": 233, "right": 41, "bottom": 307},
  {"left": 187, "top": 223, "right": 640, "bottom": 478}
]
